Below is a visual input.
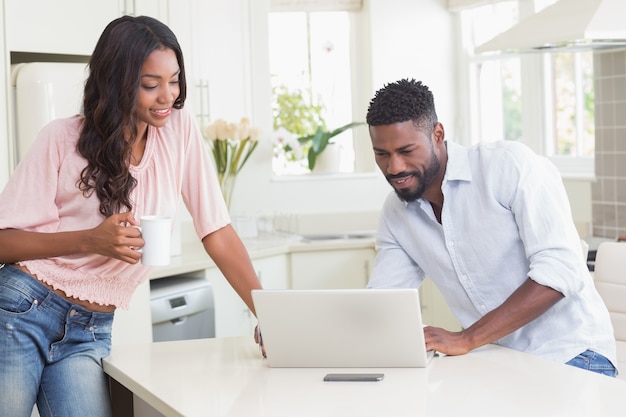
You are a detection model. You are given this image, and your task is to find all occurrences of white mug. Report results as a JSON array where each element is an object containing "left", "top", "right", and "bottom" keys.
[{"left": 139, "top": 215, "right": 172, "bottom": 266}]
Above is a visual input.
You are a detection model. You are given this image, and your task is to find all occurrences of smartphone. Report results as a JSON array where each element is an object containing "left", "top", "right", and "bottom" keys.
[{"left": 323, "top": 373, "right": 384, "bottom": 382}]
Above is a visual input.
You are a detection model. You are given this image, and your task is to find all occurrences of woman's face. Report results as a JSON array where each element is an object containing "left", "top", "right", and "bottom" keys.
[{"left": 135, "top": 47, "right": 181, "bottom": 132}]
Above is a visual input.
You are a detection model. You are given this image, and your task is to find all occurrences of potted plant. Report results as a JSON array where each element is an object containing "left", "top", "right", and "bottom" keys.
[
  {"left": 297, "top": 122, "right": 363, "bottom": 171},
  {"left": 272, "top": 84, "right": 362, "bottom": 172}
]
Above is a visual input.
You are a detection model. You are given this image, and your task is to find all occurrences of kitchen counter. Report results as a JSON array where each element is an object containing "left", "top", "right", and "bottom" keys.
[
  {"left": 149, "top": 231, "right": 376, "bottom": 280},
  {"left": 104, "top": 336, "right": 626, "bottom": 417}
]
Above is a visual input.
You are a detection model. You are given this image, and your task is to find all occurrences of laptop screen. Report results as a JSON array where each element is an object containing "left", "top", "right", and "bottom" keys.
[{"left": 252, "top": 288, "right": 434, "bottom": 368}]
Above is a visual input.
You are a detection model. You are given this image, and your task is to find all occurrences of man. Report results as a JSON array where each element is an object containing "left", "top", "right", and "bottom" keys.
[{"left": 365, "top": 78, "right": 617, "bottom": 376}]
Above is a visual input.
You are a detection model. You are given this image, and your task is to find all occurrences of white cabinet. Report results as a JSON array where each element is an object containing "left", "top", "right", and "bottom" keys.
[
  {"left": 3, "top": 0, "right": 175, "bottom": 56},
  {"left": 111, "top": 279, "right": 153, "bottom": 345},
  {"left": 419, "top": 278, "right": 462, "bottom": 331},
  {"left": 207, "top": 254, "right": 289, "bottom": 338},
  {"left": 290, "top": 248, "right": 376, "bottom": 290},
  {"left": 128, "top": 0, "right": 171, "bottom": 20},
  {"left": 4, "top": 0, "right": 121, "bottom": 55},
  {"left": 255, "top": 254, "right": 290, "bottom": 290}
]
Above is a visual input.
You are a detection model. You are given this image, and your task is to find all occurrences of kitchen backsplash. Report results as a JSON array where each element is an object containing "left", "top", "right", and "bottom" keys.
[
  {"left": 272, "top": 210, "right": 380, "bottom": 236},
  {"left": 592, "top": 48, "right": 626, "bottom": 239}
]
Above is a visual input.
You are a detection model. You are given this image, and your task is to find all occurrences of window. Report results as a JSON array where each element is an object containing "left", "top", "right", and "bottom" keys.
[
  {"left": 547, "top": 51, "right": 595, "bottom": 157},
  {"left": 269, "top": 11, "right": 359, "bottom": 176},
  {"left": 461, "top": 0, "right": 595, "bottom": 177}
]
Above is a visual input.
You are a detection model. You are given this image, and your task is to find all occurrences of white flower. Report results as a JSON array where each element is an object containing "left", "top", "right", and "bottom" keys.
[
  {"left": 273, "top": 127, "right": 294, "bottom": 146},
  {"left": 204, "top": 117, "right": 260, "bottom": 143},
  {"left": 238, "top": 117, "right": 251, "bottom": 140},
  {"left": 214, "top": 119, "right": 230, "bottom": 140},
  {"left": 202, "top": 123, "right": 217, "bottom": 141},
  {"left": 273, "top": 128, "right": 304, "bottom": 160},
  {"left": 201, "top": 117, "right": 261, "bottom": 177},
  {"left": 249, "top": 127, "right": 260, "bottom": 142}
]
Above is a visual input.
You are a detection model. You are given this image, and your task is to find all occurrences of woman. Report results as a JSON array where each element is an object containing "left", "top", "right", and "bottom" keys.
[{"left": 0, "top": 15, "right": 263, "bottom": 417}]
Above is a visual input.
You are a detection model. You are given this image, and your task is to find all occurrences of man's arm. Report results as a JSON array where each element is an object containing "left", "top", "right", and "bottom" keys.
[{"left": 424, "top": 278, "right": 564, "bottom": 355}]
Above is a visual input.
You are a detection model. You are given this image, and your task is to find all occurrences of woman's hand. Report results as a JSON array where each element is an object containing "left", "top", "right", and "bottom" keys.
[
  {"left": 88, "top": 212, "right": 144, "bottom": 263},
  {"left": 254, "top": 324, "right": 266, "bottom": 358}
]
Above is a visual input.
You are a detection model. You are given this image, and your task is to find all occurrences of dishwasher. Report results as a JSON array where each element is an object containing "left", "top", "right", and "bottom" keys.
[{"left": 150, "top": 273, "right": 215, "bottom": 342}]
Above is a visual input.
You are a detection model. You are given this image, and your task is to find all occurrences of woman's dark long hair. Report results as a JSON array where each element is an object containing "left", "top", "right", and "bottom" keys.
[{"left": 77, "top": 15, "right": 187, "bottom": 217}]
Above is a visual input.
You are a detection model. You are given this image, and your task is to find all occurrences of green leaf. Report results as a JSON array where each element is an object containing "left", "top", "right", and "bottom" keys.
[{"left": 301, "top": 121, "right": 364, "bottom": 171}]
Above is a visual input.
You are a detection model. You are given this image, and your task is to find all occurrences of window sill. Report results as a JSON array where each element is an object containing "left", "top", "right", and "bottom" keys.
[
  {"left": 559, "top": 172, "right": 596, "bottom": 181},
  {"left": 550, "top": 156, "right": 594, "bottom": 181}
]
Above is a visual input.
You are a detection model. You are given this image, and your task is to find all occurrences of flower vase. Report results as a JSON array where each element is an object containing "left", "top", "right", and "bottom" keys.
[
  {"left": 313, "top": 142, "right": 342, "bottom": 174},
  {"left": 220, "top": 174, "right": 236, "bottom": 210}
]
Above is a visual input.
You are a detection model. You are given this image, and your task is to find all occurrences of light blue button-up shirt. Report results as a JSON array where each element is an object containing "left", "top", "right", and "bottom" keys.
[{"left": 368, "top": 140, "right": 616, "bottom": 364}]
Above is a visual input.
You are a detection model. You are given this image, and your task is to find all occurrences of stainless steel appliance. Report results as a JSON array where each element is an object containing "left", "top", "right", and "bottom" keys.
[{"left": 150, "top": 273, "right": 215, "bottom": 342}]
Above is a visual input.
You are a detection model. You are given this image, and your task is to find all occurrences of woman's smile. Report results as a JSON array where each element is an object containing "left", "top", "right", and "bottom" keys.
[{"left": 150, "top": 107, "right": 172, "bottom": 119}]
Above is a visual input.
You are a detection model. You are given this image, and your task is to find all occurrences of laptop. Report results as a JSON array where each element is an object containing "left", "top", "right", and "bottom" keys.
[{"left": 252, "top": 288, "right": 435, "bottom": 368}]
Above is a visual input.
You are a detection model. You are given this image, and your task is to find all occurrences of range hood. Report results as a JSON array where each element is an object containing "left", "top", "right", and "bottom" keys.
[{"left": 476, "top": 0, "right": 626, "bottom": 53}]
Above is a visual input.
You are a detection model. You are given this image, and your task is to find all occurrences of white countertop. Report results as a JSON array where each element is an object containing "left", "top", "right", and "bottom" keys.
[
  {"left": 104, "top": 336, "right": 626, "bottom": 417},
  {"left": 149, "top": 232, "right": 376, "bottom": 279}
]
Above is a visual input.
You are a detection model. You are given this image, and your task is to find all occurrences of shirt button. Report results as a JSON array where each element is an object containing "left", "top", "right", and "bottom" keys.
[{"left": 448, "top": 241, "right": 454, "bottom": 247}]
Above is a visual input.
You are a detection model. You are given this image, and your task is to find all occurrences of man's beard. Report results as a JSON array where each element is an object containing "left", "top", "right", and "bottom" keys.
[{"left": 387, "top": 151, "right": 441, "bottom": 203}]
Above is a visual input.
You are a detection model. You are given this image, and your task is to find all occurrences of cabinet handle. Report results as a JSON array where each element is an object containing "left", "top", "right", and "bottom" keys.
[
  {"left": 195, "top": 80, "right": 210, "bottom": 127},
  {"left": 123, "top": 0, "right": 136, "bottom": 16}
]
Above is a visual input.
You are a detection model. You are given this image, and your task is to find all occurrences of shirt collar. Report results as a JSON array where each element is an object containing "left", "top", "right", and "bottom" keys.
[{"left": 443, "top": 140, "right": 472, "bottom": 183}]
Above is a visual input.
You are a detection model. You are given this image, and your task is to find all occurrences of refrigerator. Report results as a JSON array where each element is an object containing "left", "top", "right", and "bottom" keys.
[{"left": 10, "top": 61, "right": 88, "bottom": 163}]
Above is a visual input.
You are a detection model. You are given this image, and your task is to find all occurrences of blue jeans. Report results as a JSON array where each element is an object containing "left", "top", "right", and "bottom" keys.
[
  {"left": 0, "top": 264, "right": 114, "bottom": 417},
  {"left": 566, "top": 349, "right": 618, "bottom": 377}
]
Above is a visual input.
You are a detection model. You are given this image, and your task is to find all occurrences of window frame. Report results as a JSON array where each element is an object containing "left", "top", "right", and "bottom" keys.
[
  {"left": 458, "top": 2, "right": 595, "bottom": 180},
  {"left": 267, "top": 6, "right": 375, "bottom": 178}
]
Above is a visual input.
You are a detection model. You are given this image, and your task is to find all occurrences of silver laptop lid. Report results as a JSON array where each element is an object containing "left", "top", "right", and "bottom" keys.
[{"left": 252, "top": 288, "right": 433, "bottom": 368}]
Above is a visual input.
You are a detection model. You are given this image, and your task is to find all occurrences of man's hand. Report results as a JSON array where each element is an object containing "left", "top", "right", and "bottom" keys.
[{"left": 423, "top": 326, "right": 472, "bottom": 356}]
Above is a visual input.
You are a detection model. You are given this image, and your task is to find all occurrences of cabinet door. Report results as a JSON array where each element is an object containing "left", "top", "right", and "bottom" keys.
[
  {"left": 205, "top": 266, "right": 252, "bottom": 338},
  {"left": 290, "top": 248, "right": 376, "bottom": 290},
  {"left": 419, "top": 278, "right": 462, "bottom": 331},
  {"left": 111, "top": 279, "right": 153, "bottom": 345},
  {"left": 255, "top": 255, "right": 289, "bottom": 290},
  {"left": 131, "top": 0, "right": 170, "bottom": 20},
  {"left": 206, "top": 254, "right": 289, "bottom": 338},
  {"left": 5, "top": 0, "right": 121, "bottom": 55}
]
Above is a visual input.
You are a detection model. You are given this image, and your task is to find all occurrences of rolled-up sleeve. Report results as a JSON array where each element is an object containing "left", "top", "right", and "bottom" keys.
[{"left": 503, "top": 147, "right": 585, "bottom": 297}]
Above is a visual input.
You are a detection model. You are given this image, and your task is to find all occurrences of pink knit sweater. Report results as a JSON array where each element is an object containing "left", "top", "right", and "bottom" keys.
[{"left": 0, "top": 108, "right": 229, "bottom": 308}]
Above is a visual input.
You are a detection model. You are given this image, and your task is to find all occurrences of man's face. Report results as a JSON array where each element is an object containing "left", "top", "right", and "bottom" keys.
[{"left": 369, "top": 120, "right": 443, "bottom": 203}]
